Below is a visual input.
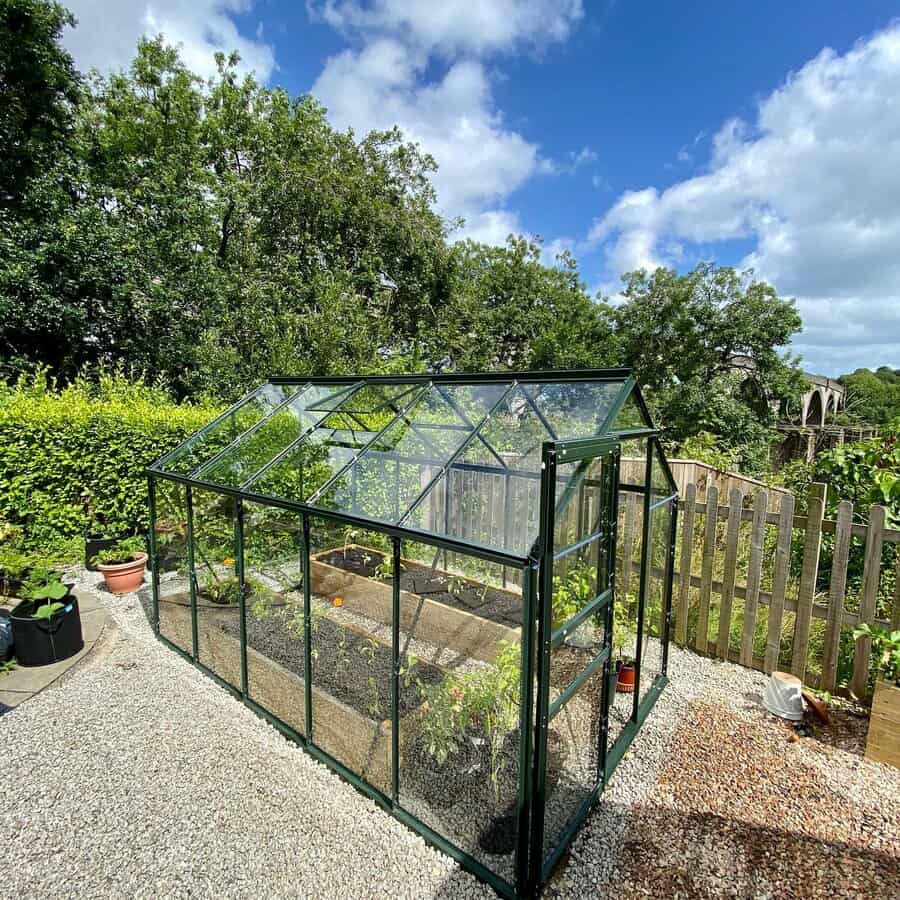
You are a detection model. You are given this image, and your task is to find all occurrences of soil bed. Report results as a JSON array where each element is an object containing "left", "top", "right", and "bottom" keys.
[
  {"left": 220, "top": 606, "right": 444, "bottom": 720},
  {"left": 318, "top": 547, "right": 522, "bottom": 628}
]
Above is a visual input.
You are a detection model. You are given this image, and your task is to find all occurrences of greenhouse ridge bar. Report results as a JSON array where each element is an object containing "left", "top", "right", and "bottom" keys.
[{"left": 147, "top": 369, "right": 678, "bottom": 898}]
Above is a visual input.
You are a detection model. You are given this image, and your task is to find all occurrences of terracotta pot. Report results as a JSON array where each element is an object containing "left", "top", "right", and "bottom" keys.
[
  {"left": 97, "top": 552, "right": 148, "bottom": 595},
  {"left": 616, "top": 661, "right": 636, "bottom": 693}
]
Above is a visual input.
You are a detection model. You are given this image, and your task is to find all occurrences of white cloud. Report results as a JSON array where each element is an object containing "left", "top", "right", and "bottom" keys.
[
  {"left": 590, "top": 24, "right": 900, "bottom": 374},
  {"left": 62, "top": 1, "right": 275, "bottom": 80},
  {"left": 311, "top": 1, "right": 584, "bottom": 244},
  {"left": 311, "top": 0, "right": 583, "bottom": 57}
]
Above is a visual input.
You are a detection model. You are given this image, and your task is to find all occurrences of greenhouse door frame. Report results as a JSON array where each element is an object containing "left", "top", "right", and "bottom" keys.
[{"left": 523, "top": 430, "right": 676, "bottom": 895}]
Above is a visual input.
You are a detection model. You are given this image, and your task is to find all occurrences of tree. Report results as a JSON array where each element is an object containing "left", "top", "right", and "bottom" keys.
[
  {"left": 431, "top": 237, "right": 620, "bottom": 372},
  {"left": 840, "top": 367, "right": 900, "bottom": 425},
  {"left": 0, "top": 0, "right": 80, "bottom": 207},
  {"left": 612, "top": 263, "right": 805, "bottom": 471}
]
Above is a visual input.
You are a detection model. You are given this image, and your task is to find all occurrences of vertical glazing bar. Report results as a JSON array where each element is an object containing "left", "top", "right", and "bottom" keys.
[
  {"left": 147, "top": 475, "right": 160, "bottom": 633},
  {"left": 527, "top": 442, "right": 557, "bottom": 891},
  {"left": 631, "top": 441, "right": 654, "bottom": 721},
  {"left": 234, "top": 497, "right": 249, "bottom": 697},
  {"left": 391, "top": 537, "right": 401, "bottom": 804},
  {"left": 597, "top": 448, "right": 620, "bottom": 782},
  {"left": 661, "top": 496, "right": 678, "bottom": 675},
  {"left": 515, "top": 562, "right": 538, "bottom": 897},
  {"left": 302, "top": 512, "right": 313, "bottom": 741},
  {"left": 185, "top": 484, "right": 199, "bottom": 661}
]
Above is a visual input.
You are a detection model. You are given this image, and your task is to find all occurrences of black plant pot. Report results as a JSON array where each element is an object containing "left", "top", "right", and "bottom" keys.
[
  {"left": 10, "top": 593, "right": 84, "bottom": 666},
  {"left": 85, "top": 533, "right": 120, "bottom": 571}
]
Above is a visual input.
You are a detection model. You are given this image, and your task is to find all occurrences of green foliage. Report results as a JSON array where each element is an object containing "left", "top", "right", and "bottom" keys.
[
  {"left": 853, "top": 624, "right": 900, "bottom": 687},
  {"left": 29, "top": 576, "right": 67, "bottom": 601},
  {"left": 551, "top": 564, "right": 595, "bottom": 630},
  {"left": 92, "top": 535, "right": 145, "bottom": 566},
  {"left": 676, "top": 431, "right": 741, "bottom": 472},
  {"left": 614, "top": 263, "right": 804, "bottom": 473},
  {"left": 0, "top": 0, "right": 80, "bottom": 207},
  {"left": 806, "top": 426, "right": 900, "bottom": 526},
  {"left": 0, "top": 367, "right": 220, "bottom": 557},
  {"left": 840, "top": 367, "right": 900, "bottom": 426},
  {"left": 417, "top": 640, "right": 520, "bottom": 769},
  {"left": 32, "top": 599, "right": 64, "bottom": 619}
]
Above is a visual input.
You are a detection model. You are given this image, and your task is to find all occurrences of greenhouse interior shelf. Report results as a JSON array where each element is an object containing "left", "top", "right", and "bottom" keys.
[{"left": 146, "top": 369, "right": 678, "bottom": 898}]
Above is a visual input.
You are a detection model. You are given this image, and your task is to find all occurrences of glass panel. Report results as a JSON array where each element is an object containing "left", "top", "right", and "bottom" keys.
[
  {"left": 636, "top": 497, "right": 673, "bottom": 710},
  {"left": 543, "top": 669, "right": 602, "bottom": 862},
  {"left": 618, "top": 436, "right": 648, "bottom": 491},
  {"left": 162, "top": 382, "right": 308, "bottom": 475},
  {"left": 608, "top": 490, "right": 642, "bottom": 750},
  {"left": 196, "top": 385, "right": 341, "bottom": 488},
  {"left": 398, "top": 542, "right": 523, "bottom": 884},
  {"left": 313, "top": 383, "right": 423, "bottom": 434},
  {"left": 314, "top": 384, "right": 508, "bottom": 523},
  {"left": 553, "top": 453, "right": 612, "bottom": 551},
  {"left": 191, "top": 488, "right": 243, "bottom": 690},
  {"left": 308, "top": 382, "right": 417, "bottom": 415},
  {"left": 154, "top": 480, "right": 192, "bottom": 655},
  {"left": 650, "top": 439, "right": 678, "bottom": 501},
  {"left": 241, "top": 502, "right": 307, "bottom": 737},
  {"left": 522, "top": 380, "right": 625, "bottom": 440},
  {"left": 609, "top": 391, "right": 651, "bottom": 432},
  {"left": 308, "top": 521, "right": 395, "bottom": 794}
]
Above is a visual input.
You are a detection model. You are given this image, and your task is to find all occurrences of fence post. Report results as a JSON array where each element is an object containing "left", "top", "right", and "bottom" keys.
[
  {"left": 621, "top": 492, "right": 636, "bottom": 596},
  {"left": 740, "top": 490, "right": 767, "bottom": 667},
  {"left": 716, "top": 488, "right": 743, "bottom": 660},
  {"left": 822, "top": 499, "right": 853, "bottom": 692},
  {"left": 696, "top": 484, "right": 719, "bottom": 655},
  {"left": 791, "top": 482, "right": 827, "bottom": 680},
  {"left": 765, "top": 492, "right": 794, "bottom": 674},
  {"left": 676, "top": 482, "right": 696, "bottom": 645},
  {"left": 852, "top": 504, "right": 886, "bottom": 699}
]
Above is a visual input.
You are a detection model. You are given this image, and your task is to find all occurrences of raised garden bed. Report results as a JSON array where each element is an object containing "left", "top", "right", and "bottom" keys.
[
  {"left": 866, "top": 680, "right": 900, "bottom": 769},
  {"left": 311, "top": 545, "right": 521, "bottom": 664}
]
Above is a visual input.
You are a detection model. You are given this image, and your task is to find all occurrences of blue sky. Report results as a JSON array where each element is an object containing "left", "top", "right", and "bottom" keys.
[{"left": 62, "top": 1, "right": 900, "bottom": 376}]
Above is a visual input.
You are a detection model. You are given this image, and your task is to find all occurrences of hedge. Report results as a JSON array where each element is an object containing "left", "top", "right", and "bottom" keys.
[{"left": 0, "top": 372, "right": 221, "bottom": 558}]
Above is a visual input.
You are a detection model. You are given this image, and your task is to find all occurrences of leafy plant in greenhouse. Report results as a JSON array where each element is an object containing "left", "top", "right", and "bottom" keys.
[
  {"left": 342, "top": 526, "right": 359, "bottom": 559},
  {"left": 551, "top": 564, "right": 595, "bottom": 630},
  {"left": 374, "top": 555, "right": 403, "bottom": 580},
  {"left": 417, "top": 640, "right": 521, "bottom": 798}
]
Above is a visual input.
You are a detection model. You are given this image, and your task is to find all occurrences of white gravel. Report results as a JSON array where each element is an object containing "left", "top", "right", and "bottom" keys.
[{"left": 3, "top": 569, "right": 897, "bottom": 899}]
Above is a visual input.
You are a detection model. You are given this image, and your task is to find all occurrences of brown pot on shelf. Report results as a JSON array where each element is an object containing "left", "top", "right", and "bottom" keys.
[
  {"left": 616, "top": 660, "right": 636, "bottom": 693},
  {"left": 97, "top": 553, "right": 148, "bottom": 595}
]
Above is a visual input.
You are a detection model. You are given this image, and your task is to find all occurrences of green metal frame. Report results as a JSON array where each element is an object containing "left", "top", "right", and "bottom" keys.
[{"left": 146, "top": 369, "right": 678, "bottom": 899}]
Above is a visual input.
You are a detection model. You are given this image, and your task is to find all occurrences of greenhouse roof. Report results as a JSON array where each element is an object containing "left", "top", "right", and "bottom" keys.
[{"left": 151, "top": 370, "right": 671, "bottom": 560}]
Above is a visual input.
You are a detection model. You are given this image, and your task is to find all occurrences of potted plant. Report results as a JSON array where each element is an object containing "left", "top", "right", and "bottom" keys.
[
  {"left": 612, "top": 612, "right": 637, "bottom": 696},
  {"left": 854, "top": 623, "right": 900, "bottom": 768},
  {"left": 10, "top": 568, "right": 83, "bottom": 666},
  {"left": 94, "top": 536, "right": 148, "bottom": 594},
  {"left": 552, "top": 565, "right": 598, "bottom": 649}
]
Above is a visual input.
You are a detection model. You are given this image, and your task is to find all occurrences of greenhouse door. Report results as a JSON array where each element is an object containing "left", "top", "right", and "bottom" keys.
[{"left": 529, "top": 439, "right": 620, "bottom": 890}]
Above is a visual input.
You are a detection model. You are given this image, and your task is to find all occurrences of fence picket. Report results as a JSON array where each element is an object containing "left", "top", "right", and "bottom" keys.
[
  {"left": 791, "top": 483, "right": 827, "bottom": 680},
  {"left": 740, "top": 491, "right": 767, "bottom": 667},
  {"left": 765, "top": 492, "right": 795, "bottom": 674},
  {"left": 676, "top": 482, "right": 696, "bottom": 644},
  {"left": 822, "top": 500, "right": 853, "bottom": 692},
  {"left": 717, "top": 488, "right": 744, "bottom": 660},
  {"left": 852, "top": 504, "right": 886, "bottom": 698},
  {"left": 696, "top": 484, "right": 719, "bottom": 655}
]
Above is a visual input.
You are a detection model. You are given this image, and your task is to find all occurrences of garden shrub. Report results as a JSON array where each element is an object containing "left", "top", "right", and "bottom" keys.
[{"left": 0, "top": 369, "right": 221, "bottom": 558}]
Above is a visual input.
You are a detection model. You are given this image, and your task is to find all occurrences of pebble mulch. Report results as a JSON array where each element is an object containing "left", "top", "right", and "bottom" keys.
[{"left": 2, "top": 567, "right": 898, "bottom": 899}]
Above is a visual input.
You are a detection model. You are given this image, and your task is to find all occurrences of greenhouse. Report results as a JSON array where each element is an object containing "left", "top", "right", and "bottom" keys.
[{"left": 146, "top": 369, "right": 678, "bottom": 899}]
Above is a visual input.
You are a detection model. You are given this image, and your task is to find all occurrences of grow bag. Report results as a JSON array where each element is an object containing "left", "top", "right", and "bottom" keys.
[{"left": 10, "top": 595, "right": 84, "bottom": 666}]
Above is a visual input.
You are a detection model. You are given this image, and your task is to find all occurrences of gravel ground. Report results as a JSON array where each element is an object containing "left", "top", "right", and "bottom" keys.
[{"left": 3, "top": 569, "right": 898, "bottom": 899}]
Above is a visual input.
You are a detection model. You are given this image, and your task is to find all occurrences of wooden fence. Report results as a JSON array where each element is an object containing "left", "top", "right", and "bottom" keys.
[{"left": 618, "top": 482, "right": 899, "bottom": 697}]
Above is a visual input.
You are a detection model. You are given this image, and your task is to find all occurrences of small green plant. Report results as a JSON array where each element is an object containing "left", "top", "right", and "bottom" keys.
[
  {"left": 0, "top": 658, "right": 16, "bottom": 676},
  {"left": 853, "top": 624, "right": 900, "bottom": 687},
  {"left": 92, "top": 535, "right": 145, "bottom": 566},
  {"left": 447, "top": 573, "right": 467, "bottom": 596},
  {"left": 342, "top": 526, "right": 359, "bottom": 559},
  {"left": 417, "top": 640, "right": 521, "bottom": 800},
  {"left": 551, "top": 564, "right": 595, "bottom": 630},
  {"left": 374, "top": 555, "right": 403, "bottom": 580},
  {"left": 612, "top": 605, "right": 637, "bottom": 664}
]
